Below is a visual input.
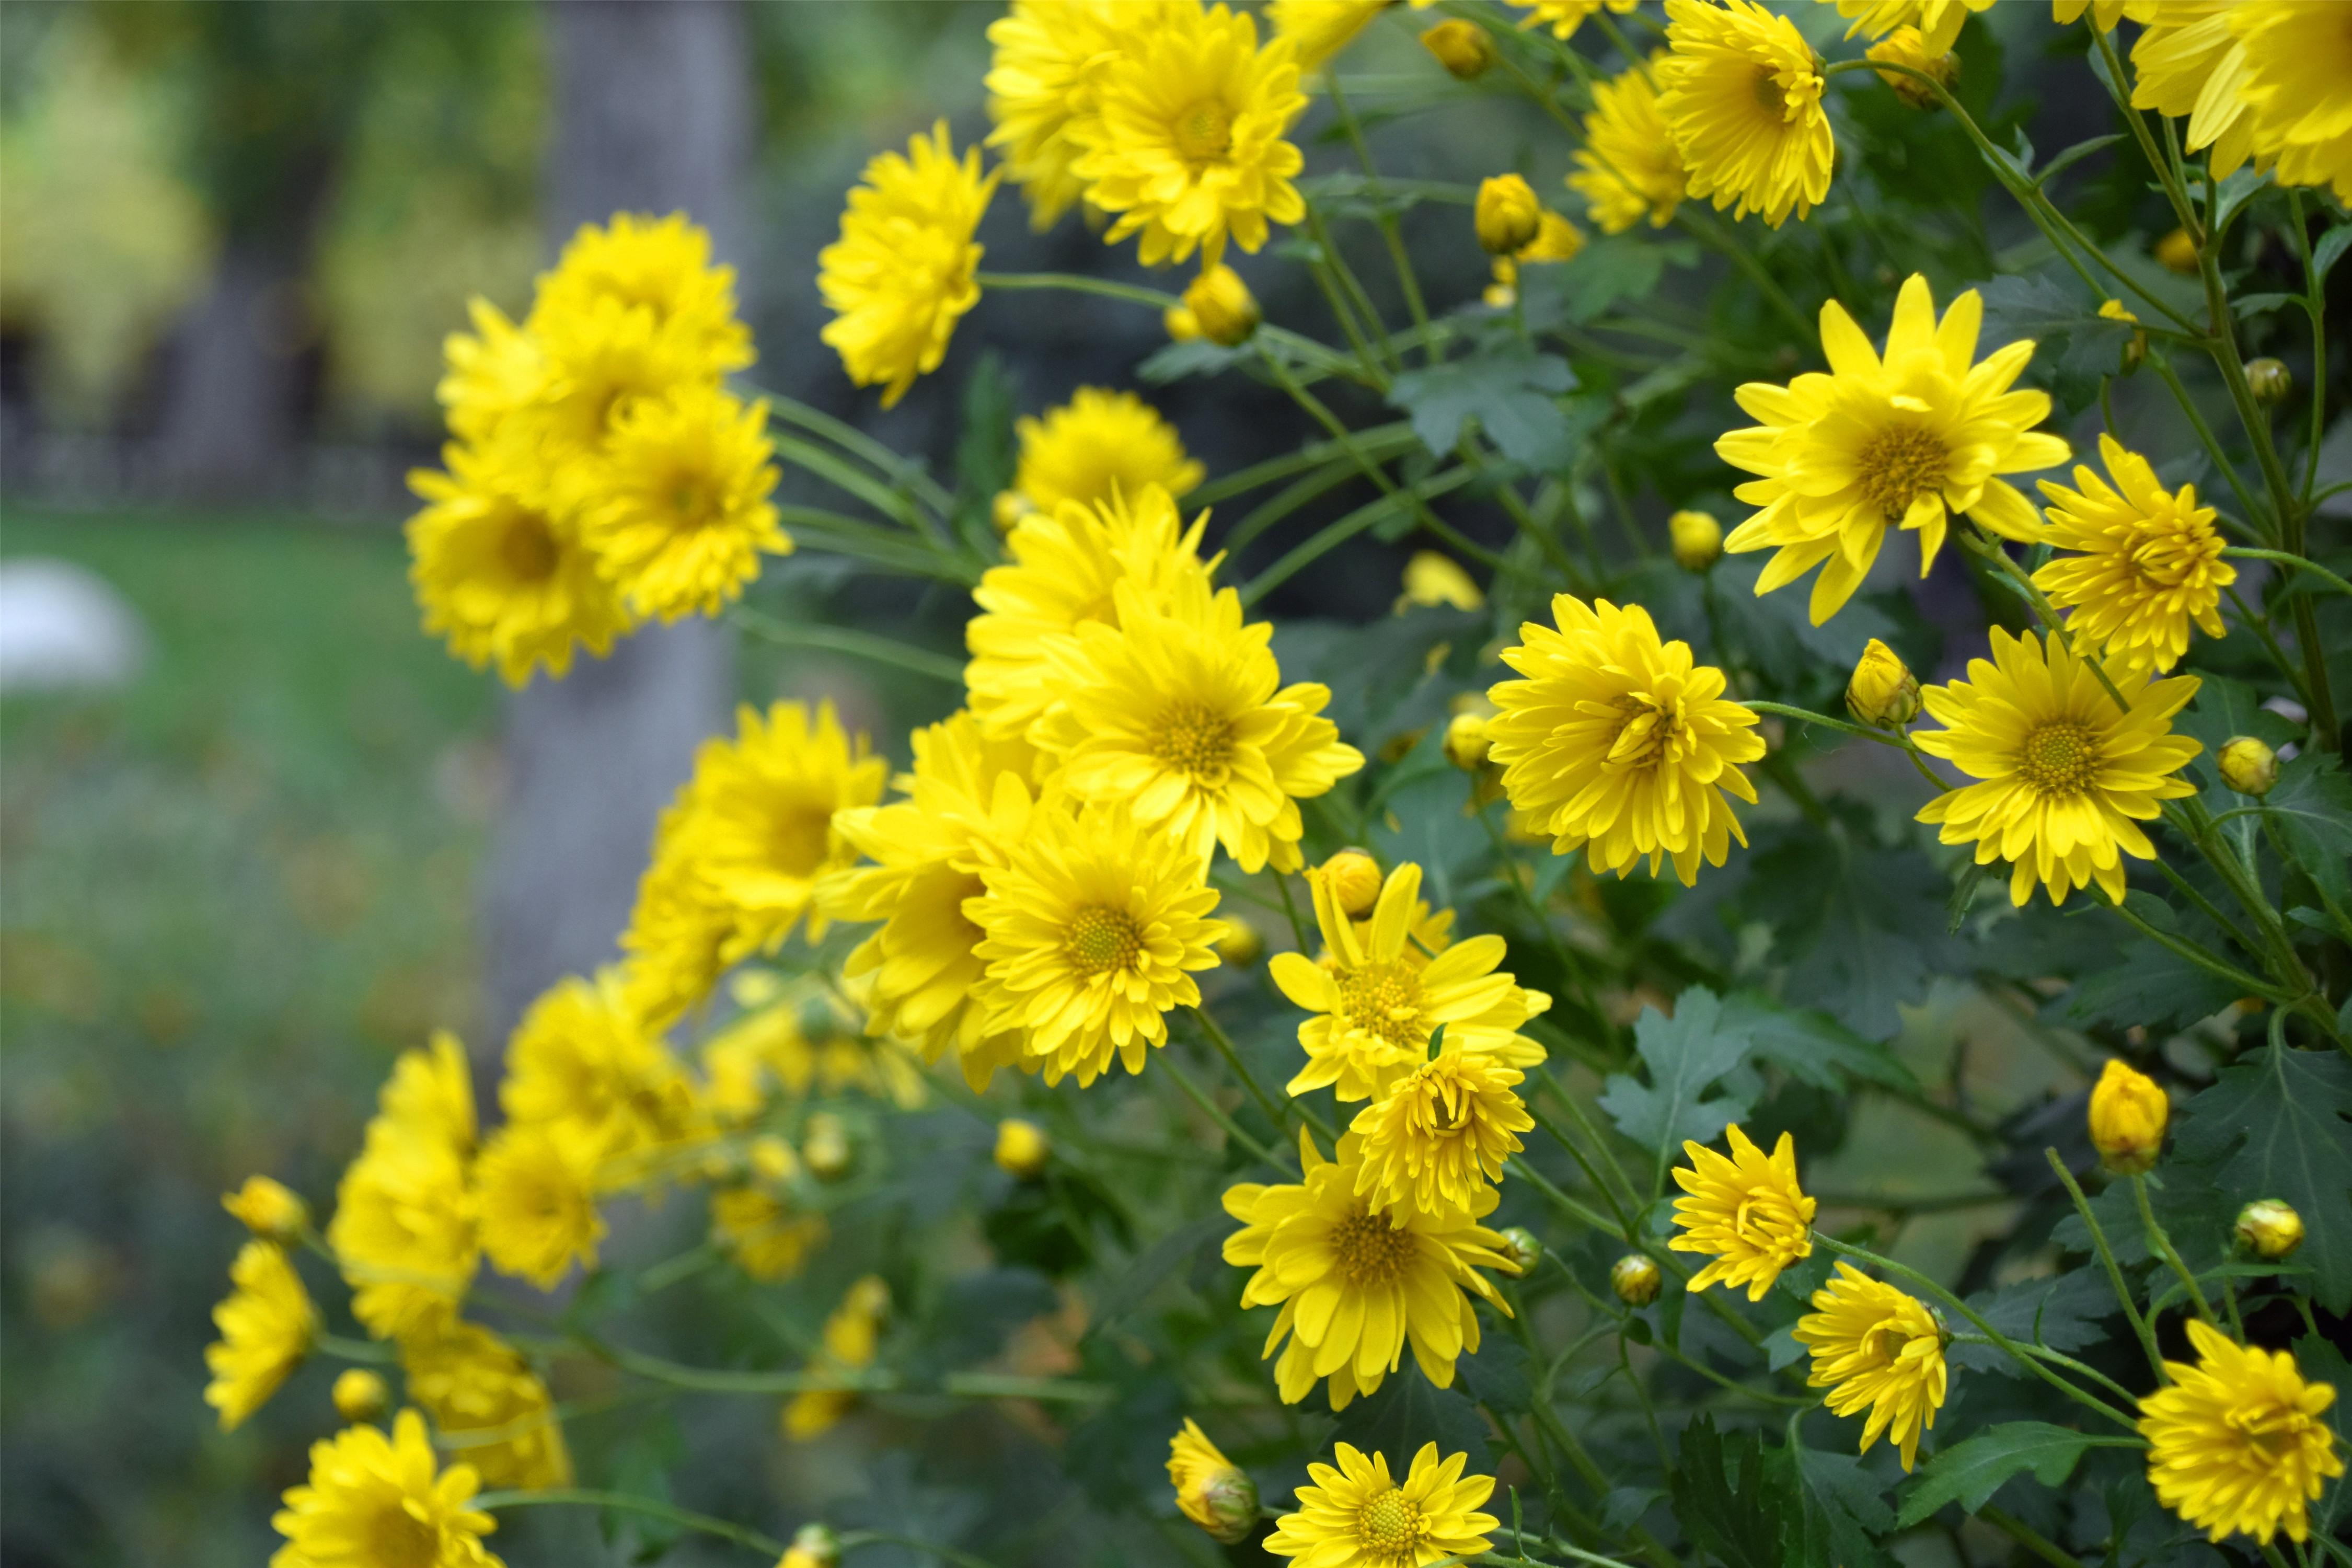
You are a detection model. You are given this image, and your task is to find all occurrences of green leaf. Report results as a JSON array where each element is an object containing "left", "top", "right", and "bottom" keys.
[
  {"left": 1672, "top": 1415, "right": 1794, "bottom": 1568},
  {"left": 1744, "top": 823, "right": 1962, "bottom": 1042},
  {"left": 2314, "top": 223, "right": 2352, "bottom": 286},
  {"left": 1792, "top": 1444, "right": 1897, "bottom": 1568},
  {"left": 2260, "top": 751, "right": 2352, "bottom": 905},
  {"left": 1721, "top": 993, "right": 1919, "bottom": 1093},
  {"left": 2061, "top": 943, "right": 2242, "bottom": 1033},
  {"left": 2171, "top": 1043, "right": 2352, "bottom": 1313},
  {"left": 1455, "top": 1331, "right": 1531, "bottom": 1414},
  {"left": 2292, "top": 1334, "right": 2351, "bottom": 1537},
  {"left": 1953, "top": 1270, "right": 2117, "bottom": 1377},
  {"left": 1895, "top": 1422, "right": 2099, "bottom": 1527},
  {"left": 1328, "top": 1362, "right": 1492, "bottom": 1475},
  {"left": 1388, "top": 348, "right": 1577, "bottom": 469},
  {"left": 1599, "top": 987, "right": 1755, "bottom": 1158}
]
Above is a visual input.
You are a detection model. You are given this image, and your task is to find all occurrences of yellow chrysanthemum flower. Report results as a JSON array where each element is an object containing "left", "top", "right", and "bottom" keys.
[
  {"left": 985, "top": 0, "right": 1147, "bottom": 229},
  {"left": 501, "top": 970, "right": 695, "bottom": 1180},
  {"left": 1168, "top": 1420, "right": 1260, "bottom": 1544},
  {"left": 1037, "top": 572, "right": 1365, "bottom": 874},
  {"left": 2130, "top": 4, "right": 2263, "bottom": 180},
  {"left": 1274, "top": 860, "right": 1550, "bottom": 1102},
  {"left": 474, "top": 1123, "right": 605, "bottom": 1290},
  {"left": 965, "top": 483, "right": 1214, "bottom": 740},
  {"left": 223, "top": 1175, "right": 309, "bottom": 1242},
  {"left": 1570, "top": 59, "right": 1687, "bottom": 235},
  {"left": 820, "top": 711, "right": 1040, "bottom": 1092},
  {"left": 818, "top": 121, "right": 1000, "bottom": 408},
  {"left": 2032, "top": 434, "right": 2232, "bottom": 674},
  {"left": 2228, "top": 2, "right": 2352, "bottom": 203},
  {"left": 399, "top": 1320, "right": 573, "bottom": 1492},
  {"left": 1668, "top": 1123, "right": 1816, "bottom": 1301},
  {"left": 618, "top": 848, "right": 740, "bottom": 1029},
  {"left": 784, "top": 1275, "right": 891, "bottom": 1440},
  {"left": 1657, "top": 0, "right": 1834, "bottom": 228},
  {"left": 203, "top": 1240, "right": 316, "bottom": 1431},
  {"left": 1514, "top": 0, "right": 1639, "bottom": 40},
  {"left": 1265, "top": 1442, "right": 1499, "bottom": 1567},
  {"left": 437, "top": 297, "right": 546, "bottom": 446},
  {"left": 710, "top": 1183, "right": 829, "bottom": 1282},
  {"left": 407, "top": 434, "right": 632, "bottom": 687},
  {"left": 1011, "top": 387, "right": 1206, "bottom": 516},
  {"left": 270, "top": 1409, "right": 500, "bottom": 1568},
  {"left": 532, "top": 212, "right": 751, "bottom": 379},
  {"left": 1913, "top": 628, "right": 2201, "bottom": 907},
  {"left": 523, "top": 292, "right": 709, "bottom": 460},
  {"left": 1719, "top": 274, "right": 2072, "bottom": 624},
  {"left": 330, "top": 1036, "right": 481, "bottom": 1340},
  {"left": 1223, "top": 1131, "right": 1517, "bottom": 1408},
  {"left": 2053, "top": 0, "right": 2153, "bottom": 32},
  {"left": 1350, "top": 1043, "right": 1533, "bottom": 1218},
  {"left": 1271, "top": 0, "right": 1394, "bottom": 67},
  {"left": 969, "top": 799, "right": 1226, "bottom": 1087},
  {"left": 382, "top": 1029, "right": 479, "bottom": 1154},
  {"left": 1793, "top": 1263, "right": 1950, "bottom": 1471},
  {"left": 581, "top": 386, "right": 788, "bottom": 622},
  {"left": 1073, "top": 3, "right": 1309, "bottom": 267},
  {"left": 1819, "top": 0, "right": 1992, "bottom": 55},
  {"left": 1486, "top": 595, "right": 1764, "bottom": 884},
  {"left": 2140, "top": 1319, "right": 2343, "bottom": 1544}
]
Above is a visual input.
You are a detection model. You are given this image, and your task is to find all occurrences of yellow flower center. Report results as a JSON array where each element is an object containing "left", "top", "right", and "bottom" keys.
[
  {"left": 2224, "top": 1397, "right": 2315, "bottom": 1459},
  {"left": 669, "top": 477, "right": 713, "bottom": 527},
  {"left": 1858, "top": 425, "right": 1950, "bottom": 522},
  {"left": 500, "top": 510, "right": 561, "bottom": 582},
  {"left": 1607, "top": 696, "right": 1683, "bottom": 770},
  {"left": 1066, "top": 904, "right": 1145, "bottom": 975},
  {"left": 1174, "top": 97, "right": 1234, "bottom": 162},
  {"left": 2018, "top": 719, "right": 2099, "bottom": 795},
  {"left": 1336, "top": 961, "right": 1427, "bottom": 1046},
  {"left": 1355, "top": 1486, "right": 1426, "bottom": 1557},
  {"left": 769, "top": 803, "right": 836, "bottom": 877},
  {"left": 1751, "top": 67, "right": 1787, "bottom": 112},
  {"left": 1402, "top": 1061, "right": 1475, "bottom": 1133},
  {"left": 1331, "top": 1208, "right": 1417, "bottom": 1286},
  {"left": 1152, "top": 702, "right": 1237, "bottom": 778},
  {"left": 365, "top": 1502, "right": 443, "bottom": 1568},
  {"left": 2122, "top": 518, "right": 2210, "bottom": 588}
]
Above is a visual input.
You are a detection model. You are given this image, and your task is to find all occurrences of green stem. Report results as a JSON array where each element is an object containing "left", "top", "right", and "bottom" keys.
[
  {"left": 1241, "top": 468, "right": 1478, "bottom": 606},
  {"left": 316, "top": 1332, "right": 396, "bottom": 1364},
  {"left": 1190, "top": 422, "right": 1417, "bottom": 505},
  {"left": 838, "top": 1529, "right": 1007, "bottom": 1568},
  {"left": 1159, "top": 1051, "right": 1292, "bottom": 1171},
  {"left": 757, "top": 389, "right": 956, "bottom": 518},
  {"left": 974, "top": 271, "right": 1366, "bottom": 386},
  {"left": 1325, "top": 70, "right": 1436, "bottom": 362},
  {"left": 1978, "top": 1504, "right": 2093, "bottom": 1568},
  {"left": 1673, "top": 209, "right": 1811, "bottom": 338},
  {"left": 1193, "top": 1004, "right": 1331, "bottom": 1140},
  {"left": 2132, "top": 1173, "right": 2219, "bottom": 1329},
  {"left": 2223, "top": 548, "right": 2352, "bottom": 604},
  {"left": 471, "top": 1489, "right": 785, "bottom": 1559},
  {"left": 2043, "top": 1149, "right": 2166, "bottom": 1382},
  {"left": 2097, "top": 889, "right": 2289, "bottom": 1002},
  {"left": 729, "top": 609, "right": 964, "bottom": 683}
]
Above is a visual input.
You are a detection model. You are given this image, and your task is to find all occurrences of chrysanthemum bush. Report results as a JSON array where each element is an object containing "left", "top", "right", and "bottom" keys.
[{"left": 208, "top": 4, "right": 2352, "bottom": 1567}]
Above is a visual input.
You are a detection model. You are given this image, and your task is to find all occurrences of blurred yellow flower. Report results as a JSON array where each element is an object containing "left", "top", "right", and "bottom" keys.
[
  {"left": 2224, "top": 5, "right": 2352, "bottom": 206},
  {"left": 1657, "top": 0, "right": 1834, "bottom": 228},
  {"left": 582, "top": 386, "right": 788, "bottom": 621},
  {"left": 985, "top": 0, "right": 1144, "bottom": 229},
  {"left": 331, "top": 1368, "right": 389, "bottom": 1424},
  {"left": 2034, "top": 434, "right": 2231, "bottom": 674},
  {"left": 437, "top": 298, "right": 547, "bottom": 445},
  {"left": 501, "top": 970, "right": 695, "bottom": 1172},
  {"left": 1821, "top": 0, "right": 1991, "bottom": 55},
  {"left": 475, "top": 1122, "right": 605, "bottom": 1289},
  {"left": 711, "top": 1184, "right": 829, "bottom": 1282},
  {"left": 1011, "top": 387, "right": 1205, "bottom": 515},
  {"left": 1178, "top": 263, "right": 1261, "bottom": 346},
  {"left": 1793, "top": 1264, "right": 1949, "bottom": 1471},
  {"left": 271, "top": 1410, "right": 500, "bottom": 1568},
  {"left": 330, "top": 1035, "right": 481, "bottom": 1340},
  {"left": 1269, "top": 0, "right": 1393, "bottom": 68},
  {"left": 785, "top": 1276, "right": 892, "bottom": 1439},
  {"left": 1474, "top": 173, "right": 1543, "bottom": 256},
  {"left": 223, "top": 1175, "right": 309, "bottom": 1242},
  {"left": 2140, "top": 1320, "right": 2342, "bottom": 1544},
  {"left": 1399, "top": 550, "right": 1483, "bottom": 612},
  {"left": 532, "top": 211, "right": 751, "bottom": 378},
  {"left": 1570, "top": 60, "right": 1687, "bottom": 235},
  {"left": 1265, "top": 1441, "right": 1498, "bottom": 1567},
  {"left": 204, "top": 1240, "right": 315, "bottom": 1431},
  {"left": 1668, "top": 1123, "right": 1816, "bottom": 1301},
  {"left": 1513, "top": 0, "right": 1638, "bottom": 40},
  {"left": 2052, "top": 0, "right": 2153, "bottom": 31},
  {"left": 399, "top": 1320, "right": 574, "bottom": 1491},
  {"left": 2131, "top": 5, "right": 2261, "bottom": 181}
]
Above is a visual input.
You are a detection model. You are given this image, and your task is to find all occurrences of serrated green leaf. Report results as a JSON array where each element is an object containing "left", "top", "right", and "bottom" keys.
[
  {"left": 1953, "top": 1270, "right": 2117, "bottom": 1377},
  {"left": 2259, "top": 751, "right": 2352, "bottom": 905},
  {"left": 2171, "top": 1043, "right": 2352, "bottom": 1313},
  {"left": 1673, "top": 1415, "right": 1794, "bottom": 1568},
  {"left": 1328, "top": 1363, "right": 1491, "bottom": 1475},
  {"left": 1794, "top": 1444, "right": 1897, "bottom": 1568},
  {"left": 1388, "top": 348, "right": 1577, "bottom": 469},
  {"left": 1599, "top": 987, "right": 1754, "bottom": 1158},
  {"left": 1895, "top": 1422, "right": 2099, "bottom": 1527},
  {"left": 1743, "top": 823, "right": 1961, "bottom": 1041},
  {"left": 2062, "top": 943, "right": 2242, "bottom": 1033},
  {"left": 1721, "top": 993, "right": 1919, "bottom": 1092}
]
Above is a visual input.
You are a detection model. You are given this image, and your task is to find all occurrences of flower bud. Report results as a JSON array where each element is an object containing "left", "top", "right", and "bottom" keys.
[
  {"left": 994, "top": 1117, "right": 1050, "bottom": 1180},
  {"left": 781, "top": 1523, "right": 843, "bottom": 1568},
  {"left": 2218, "top": 736, "right": 2279, "bottom": 797},
  {"left": 1846, "top": 638, "right": 1921, "bottom": 728},
  {"left": 1320, "top": 849, "right": 1382, "bottom": 919},
  {"left": 1421, "top": 18, "right": 1494, "bottom": 78},
  {"left": 1215, "top": 914, "right": 1265, "bottom": 970},
  {"left": 802, "top": 1114, "right": 852, "bottom": 1182},
  {"left": 1610, "top": 1253, "right": 1663, "bottom": 1307},
  {"left": 2246, "top": 358, "right": 2292, "bottom": 405},
  {"left": 1497, "top": 1226, "right": 1542, "bottom": 1273},
  {"left": 1475, "top": 174, "right": 1542, "bottom": 257},
  {"left": 1182, "top": 264, "right": 1260, "bottom": 348},
  {"left": 1517, "top": 209, "right": 1584, "bottom": 266},
  {"left": 1444, "top": 711, "right": 1492, "bottom": 771},
  {"left": 1164, "top": 305, "right": 1200, "bottom": 342},
  {"left": 222, "top": 1175, "right": 308, "bottom": 1242},
  {"left": 2088, "top": 1058, "right": 2168, "bottom": 1175},
  {"left": 1866, "top": 27, "right": 1956, "bottom": 108},
  {"left": 331, "top": 1368, "right": 389, "bottom": 1424},
  {"left": 2155, "top": 227, "right": 2200, "bottom": 275},
  {"left": 1668, "top": 509, "right": 1723, "bottom": 571},
  {"left": 749, "top": 1134, "right": 799, "bottom": 1183},
  {"left": 2233, "top": 1198, "right": 2304, "bottom": 1261},
  {"left": 991, "top": 490, "right": 1033, "bottom": 533},
  {"left": 1398, "top": 549, "right": 1483, "bottom": 612},
  {"left": 1171, "top": 1421, "right": 1261, "bottom": 1544},
  {"left": 1483, "top": 258, "right": 1516, "bottom": 310}
]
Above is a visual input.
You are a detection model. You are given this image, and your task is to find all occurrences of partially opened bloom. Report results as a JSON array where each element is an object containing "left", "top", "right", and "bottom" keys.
[
  {"left": 1913, "top": 628, "right": 2200, "bottom": 907},
  {"left": 1223, "top": 1132, "right": 1517, "bottom": 1408},
  {"left": 1270, "top": 0, "right": 1392, "bottom": 68},
  {"left": 1168, "top": 1421, "right": 1260, "bottom": 1544},
  {"left": 533, "top": 212, "right": 751, "bottom": 379},
  {"left": 1350, "top": 1043, "right": 1534, "bottom": 1218},
  {"left": 984, "top": 0, "right": 1141, "bottom": 229},
  {"left": 271, "top": 1410, "right": 500, "bottom": 1568},
  {"left": 1486, "top": 595, "right": 1763, "bottom": 884},
  {"left": 1821, "top": 0, "right": 1992, "bottom": 55},
  {"left": 1669, "top": 1123, "right": 1816, "bottom": 1300},
  {"left": 475, "top": 1123, "right": 605, "bottom": 1289},
  {"left": 223, "top": 1175, "right": 309, "bottom": 1242},
  {"left": 818, "top": 122, "right": 999, "bottom": 407},
  {"left": 330, "top": 1036, "right": 481, "bottom": 1339},
  {"left": 399, "top": 1320, "right": 573, "bottom": 1491},
  {"left": 1011, "top": 387, "right": 1205, "bottom": 515},
  {"left": 204, "top": 1241, "right": 316, "bottom": 1431},
  {"left": 1570, "top": 60, "right": 1686, "bottom": 234},
  {"left": 1793, "top": 1264, "right": 1949, "bottom": 1471},
  {"left": 2034, "top": 435, "right": 2231, "bottom": 673},
  {"left": 1265, "top": 1441, "right": 1499, "bottom": 1567},
  {"left": 1719, "top": 274, "right": 2071, "bottom": 624},
  {"left": 784, "top": 1276, "right": 891, "bottom": 1439},
  {"left": 582, "top": 385, "right": 788, "bottom": 621},
  {"left": 2088, "top": 1057, "right": 2169, "bottom": 1174},
  {"left": 1657, "top": 0, "right": 1834, "bottom": 228},
  {"left": 2140, "top": 1320, "right": 2342, "bottom": 1544}
]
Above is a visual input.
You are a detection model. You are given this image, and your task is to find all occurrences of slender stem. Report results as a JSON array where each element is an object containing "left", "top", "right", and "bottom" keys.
[
  {"left": 729, "top": 609, "right": 964, "bottom": 683},
  {"left": 1273, "top": 868, "right": 1316, "bottom": 953},
  {"left": 1979, "top": 1505, "right": 2093, "bottom": 1568},
  {"left": 2224, "top": 548, "right": 2352, "bottom": 604},
  {"left": 1324, "top": 70, "right": 1436, "bottom": 362},
  {"left": 1159, "top": 1051, "right": 1292, "bottom": 1171},
  {"left": 472, "top": 1489, "right": 785, "bottom": 1559},
  {"left": 1192, "top": 423, "right": 1417, "bottom": 506},
  {"left": 757, "top": 389, "right": 956, "bottom": 518},
  {"left": 1193, "top": 1004, "right": 1330, "bottom": 1138},
  {"left": 316, "top": 1332, "right": 396, "bottom": 1364},
  {"left": 974, "top": 271, "right": 1366, "bottom": 385},
  {"left": 2044, "top": 1148, "right": 2166, "bottom": 1382},
  {"left": 1506, "top": 1154, "right": 1625, "bottom": 1240},
  {"left": 1242, "top": 468, "right": 1478, "bottom": 606},
  {"left": 2148, "top": 353, "right": 2270, "bottom": 535},
  {"left": 1673, "top": 210, "right": 1811, "bottom": 338},
  {"left": 2097, "top": 889, "right": 2288, "bottom": 1001},
  {"left": 1527, "top": 1103, "right": 1636, "bottom": 1240},
  {"left": 2132, "top": 1174, "right": 2219, "bottom": 1329},
  {"left": 2288, "top": 191, "right": 2327, "bottom": 501}
]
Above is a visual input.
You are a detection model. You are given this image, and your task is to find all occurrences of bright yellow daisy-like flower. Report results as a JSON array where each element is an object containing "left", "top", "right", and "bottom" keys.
[
  {"left": 1669, "top": 1123, "right": 1816, "bottom": 1301},
  {"left": 2130, "top": 4, "right": 2263, "bottom": 180},
  {"left": 985, "top": 0, "right": 1146, "bottom": 230},
  {"left": 1719, "top": 274, "right": 2072, "bottom": 625},
  {"left": 966, "top": 483, "right": 1214, "bottom": 740},
  {"left": 1011, "top": 387, "right": 1206, "bottom": 516},
  {"left": 1274, "top": 859, "right": 1550, "bottom": 1103},
  {"left": 2139, "top": 1319, "right": 2343, "bottom": 1544},
  {"left": 1265, "top": 1442, "right": 1500, "bottom": 1567},
  {"left": 784, "top": 1275, "right": 892, "bottom": 1440},
  {"left": 1270, "top": 0, "right": 1395, "bottom": 67},
  {"left": 501, "top": 970, "right": 695, "bottom": 1174},
  {"left": 382, "top": 1029, "right": 479, "bottom": 1154},
  {"left": 2228, "top": 2, "right": 2352, "bottom": 204},
  {"left": 1037, "top": 572, "right": 1365, "bottom": 874},
  {"left": 968, "top": 798, "right": 1226, "bottom": 1087},
  {"left": 581, "top": 385, "right": 788, "bottom": 622},
  {"left": 1074, "top": 2, "right": 1309, "bottom": 268},
  {"left": 1792, "top": 1263, "right": 1950, "bottom": 1472},
  {"left": 270, "top": 1409, "right": 500, "bottom": 1568},
  {"left": 820, "top": 711, "right": 1040, "bottom": 1092},
  {"left": 1350, "top": 1042, "right": 1534, "bottom": 1219},
  {"left": 1657, "top": 0, "right": 1834, "bottom": 228},
  {"left": 531, "top": 211, "right": 751, "bottom": 379},
  {"left": 474, "top": 1122, "right": 606, "bottom": 1290},
  {"left": 619, "top": 847, "right": 741, "bottom": 1029},
  {"left": 1486, "top": 595, "right": 1764, "bottom": 885},
  {"left": 1223, "top": 1131, "right": 1517, "bottom": 1409},
  {"left": 399, "top": 1320, "right": 573, "bottom": 1492},
  {"left": 1913, "top": 628, "right": 2201, "bottom": 907},
  {"left": 2033, "top": 434, "right": 2232, "bottom": 674},
  {"left": 203, "top": 1240, "right": 316, "bottom": 1431},
  {"left": 1514, "top": 0, "right": 1639, "bottom": 41},
  {"left": 818, "top": 121, "right": 1000, "bottom": 408},
  {"left": 437, "top": 297, "right": 546, "bottom": 446},
  {"left": 1570, "top": 59, "right": 1687, "bottom": 235},
  {"left": 406, "top": 434, "right": 632, "bottom": 688},
  {"left": 1819, "top": 0, "right": 1992, "bottom": 55},
  {"left": 2053, "top": 0, "right": 2153, "bottom": 32},
  {"left": 329, "top": 1034, "right": 481, "bottom": 1340},
  {"left": 710, "top": 1182, "right": 829, "bottom": 1282},
  {"left": 523, "top": 292, "right": 709, "bottom": 460}
]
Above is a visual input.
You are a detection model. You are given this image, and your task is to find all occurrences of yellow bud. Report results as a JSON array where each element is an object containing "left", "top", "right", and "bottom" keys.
[
  {"left": 2088, "top": 1058, "right": 2168, "bottom": 1174},
  {"left": 1517, "top": 209, "right": 1584, "bottom": 265},
  {"left": 1866, "top": 27, "right": 1956, "bottom": 108},
  {"left": 780, "top": 1523, "right": 843, "bottom": 1568},
  {"left": 802, "top": 1114, "right": 852, "bottom": 1182},
  {"left": 2233, "top": 1199, "right": 2304, "bottom": 1261},
  {"left": 1164, "top": 305, "right": 1201, "bottom": 342},
  {"left": 1846, "top": 638, "right": 1921, "bottom": 728},
  {"left": 1668, "top": 509, "right": 1723, "bottom": 571},
  {"left": 1182, "top": 264, "right": 1260, "bottom": 348},
  {"left": 994, "top": 1117, "right": 1050, "bottom": 1180},
  {"left": 1421, "top": 19, "right": 1494, "bottom": 78},
  {"left": 991, "top": 490, "right": 1034, "bottom": 533},
  {"left": 2218, "top": 736, "right": 2279, "bottom": 797},
  {"left": 1215, "top": 914, "right": 1265, "bottom": 969},
  {"left": 2155, "top": 227, "right": 2200, "bottom": 275},
  {"left": 2245, "top": 358, "right": 2292, "bottom": 405},
  {"left": 222, "top": 1175, "right": 309, "bottom": 1242},
  {"left": 1398, "top": 549, "right": 1483, "bottom": 612},
  {"left": 1483, "top": 258, "right": 1517, "bottom": 309},
  {"left": 749, "top": 1134, "right": 798, "bottom": 1183},
  {"left": 1319, "top": 849, "right": 1383, "bottom": 918},
  {"left": 1187, "top": 1468, "right": 1261, "bottom": 1545},
  {"left": 1475, "top": 174, "right": 1542, "bottom": 256},
  {"left": 1610, "top": 1253, "right": 1663, "bottom": 1306},
  {"left": 1497, "top": 1226, "right": 1542, "bottom": 1273},
  {"left": 331, "top": 1368, "right": 389, "bottom": 1424},
  {"left": 1444, "top": 711, "right": 1491, "bottom": 771}
]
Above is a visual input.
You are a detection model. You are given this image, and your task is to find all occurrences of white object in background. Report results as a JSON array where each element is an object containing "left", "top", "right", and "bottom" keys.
[{"left": 0, "top": 558, "right": 148, "bottom": 693}]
